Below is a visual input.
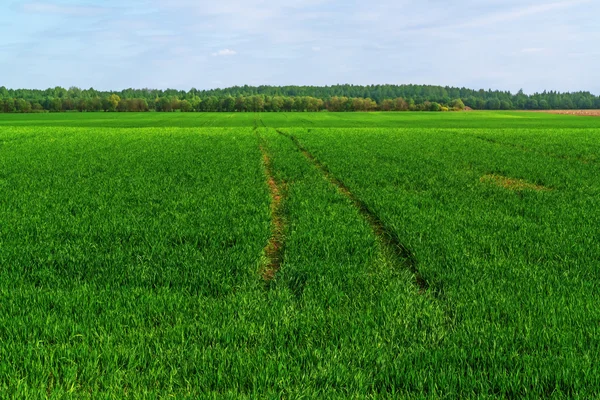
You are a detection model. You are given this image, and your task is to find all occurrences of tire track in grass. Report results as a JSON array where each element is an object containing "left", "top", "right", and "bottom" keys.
[
  {"left": 256, "top": 128, "right": 286, "bottom": 282},
  {"left": 276, "top": 129, "right": 429, "bottom": 293}
]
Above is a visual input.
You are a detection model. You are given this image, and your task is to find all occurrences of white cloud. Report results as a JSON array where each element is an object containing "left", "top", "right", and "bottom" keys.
[
  {"left": 212, "top": 49, "right": 237, "bottom": 56},
  {"left": 312, "top": 46, "right": 321, "bottom": 52}
]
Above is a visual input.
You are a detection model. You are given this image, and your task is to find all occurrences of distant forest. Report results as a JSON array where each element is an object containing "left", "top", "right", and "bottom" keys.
[{"left": 1, "top": 84, "right": 599, "bottom": 113}]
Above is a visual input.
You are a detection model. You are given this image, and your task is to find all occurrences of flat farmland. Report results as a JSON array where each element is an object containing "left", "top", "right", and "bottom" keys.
[{"left": 1, "top": 112, "right": 600, "bottom": 398}]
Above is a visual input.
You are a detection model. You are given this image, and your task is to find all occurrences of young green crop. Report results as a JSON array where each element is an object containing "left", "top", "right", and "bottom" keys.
[
  {"left": 0, "top": 127, "right": 273, "bottom": 396},
  {"left": 289, "top": 126, "right": 600, "bottom": 397},
  {"left": 2, "top": 110, "right": 600, "bottom": 129},
  {"left": 1, "top": 112, "right": 600, "bottom": 397}
]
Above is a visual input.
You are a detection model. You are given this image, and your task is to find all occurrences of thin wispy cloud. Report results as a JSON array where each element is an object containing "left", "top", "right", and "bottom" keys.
[{"left": 212, "top": 49, "right": 237, "bottom": 56}]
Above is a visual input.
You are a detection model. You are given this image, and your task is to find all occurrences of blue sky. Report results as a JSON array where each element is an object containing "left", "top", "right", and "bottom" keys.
[{"left": 1, "top": 0, "right": 598, "bottom": 93}]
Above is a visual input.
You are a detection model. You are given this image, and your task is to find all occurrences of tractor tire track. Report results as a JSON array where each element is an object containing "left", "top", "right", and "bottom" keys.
[
  {"left": 275, "top": 129, "right": 430, "bottom": 293},
  {"left": 256, "top": 129, "right": 286, "bottom": 282}
]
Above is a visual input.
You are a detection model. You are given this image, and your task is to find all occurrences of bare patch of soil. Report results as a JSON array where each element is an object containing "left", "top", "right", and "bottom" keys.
[
  {"left": 481, "top": 174, "right": 551, "bottom": 192},
  {"left": 534, "top": 110, "right": 600, "bottom": 117},
  {"left": 259, "top": 146, "right": 285, "bottom": 281}
]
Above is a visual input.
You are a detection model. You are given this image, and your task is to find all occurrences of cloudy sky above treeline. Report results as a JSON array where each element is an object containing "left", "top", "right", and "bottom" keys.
[{"left": 1, "top": 0, "right": 598, "bottom": 93}]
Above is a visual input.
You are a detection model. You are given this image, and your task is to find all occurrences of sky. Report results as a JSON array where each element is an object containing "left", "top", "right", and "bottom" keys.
[{"left": 0, "top": 0, "right": 598, "bottom": 93}]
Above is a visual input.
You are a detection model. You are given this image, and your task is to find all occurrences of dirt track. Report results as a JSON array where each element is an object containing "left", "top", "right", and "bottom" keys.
[
  {"left": 536, "top": 110, "right": 600, "bottom": 117},
  {"left": 259, "top": 144, "right": 286, "bottom": 282}
]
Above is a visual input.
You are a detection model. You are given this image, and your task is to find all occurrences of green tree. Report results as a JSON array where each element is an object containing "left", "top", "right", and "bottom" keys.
[
  {"left": 1, "top": 98, "right": 15, "bottom": 112},
  {"left": 429, "top": 102, "right": 442, "bottom": 111},
  {"left": 394, "top": 98, "right": 409, "bottom": 111},
  {"left": 451, "top": 99, "right": 465, "bottom": 110},
  {"left": 380, "top": 99, "right": 394, "bottom": 111},
  {"left": 283, "top": 97, "right": 294, "bottom": 112},
  {"left": 248, "top": 95, "right": 265, "bottom": 112},
  {"left": 77, "top": 98, "right": 87, "bottom": 112},
  {"left": 560, "top": 97, "right": 574, "bottom": 109},
  {"left": 485, "top": 98, "right": 501, "bottom": 110},
  {"left": 170, "top": 98, "right": 181, "bottom": 111},
  {"left": 577, "top": 97, "right": 593, "bottom": 109},
  {"left": 526, "top": 99, "right": 539, "bottom": 110},
  {"left": 107, "top": 94, "right": 120, "bottom": 112},
  {"left": 15, "top": 98, "right": 32, "bottom": 113},
  {"left": 220, "top": 96, "right": 235, "bottom": 112},
  {"left": 234, "top": 96, "right": 246, "bottom": 112},
  {"left": 180, "top": 100, "right": 192, "bottom": 112},
  {"left": 50, "top": 98, "right": 62, "bottom": 112},
  {"left": 156, "top": 97, "right": 172, "bottom": 112},
  {"left": 271, "top": 96, "right": 284, "bottom": 112}
]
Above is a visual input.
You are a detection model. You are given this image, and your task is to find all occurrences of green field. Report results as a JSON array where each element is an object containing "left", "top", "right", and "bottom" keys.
[{"left": 1, "top": 112, "right": 600, "bottom": 398}]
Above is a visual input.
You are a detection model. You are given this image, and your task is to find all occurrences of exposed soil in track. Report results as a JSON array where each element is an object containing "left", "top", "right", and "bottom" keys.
[
  {"left": 481, "top": 174, "right": 551, "bottom": 192},
  {"left": 276, "top": 129, "right": 429, "bottom": 293},
  {"left": 534, "top": 110, "right": 600, "bottom": 117},
  {"left": 258, "top": 140, "right": 286, "bottom": 282}
]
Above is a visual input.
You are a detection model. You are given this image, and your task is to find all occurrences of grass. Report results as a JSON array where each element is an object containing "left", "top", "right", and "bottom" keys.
[
  {"left": 1, "top": 112, "right": 600, "bottom": 397},
  {"left": 1, "top": 110, "right": 600, "bottom": 129}
]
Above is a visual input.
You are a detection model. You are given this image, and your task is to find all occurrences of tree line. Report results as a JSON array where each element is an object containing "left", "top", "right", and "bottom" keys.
[{"left": 1, "top": 85, "right": 599, "bottom": 113}]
